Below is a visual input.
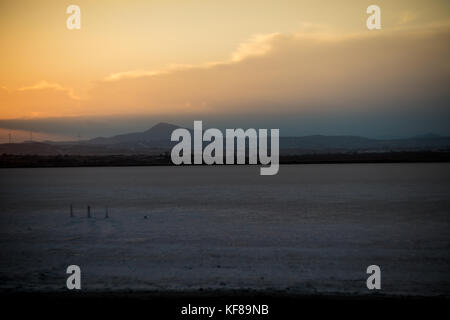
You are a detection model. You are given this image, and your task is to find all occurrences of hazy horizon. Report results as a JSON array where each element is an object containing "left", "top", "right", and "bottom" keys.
[{"left": 1, "top": 116, "right": 450, "bottom": 144}]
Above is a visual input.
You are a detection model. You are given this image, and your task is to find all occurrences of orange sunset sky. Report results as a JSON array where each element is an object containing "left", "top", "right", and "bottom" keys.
[{"left": 0, "top": 0, "right": 449, "bottom": 141}]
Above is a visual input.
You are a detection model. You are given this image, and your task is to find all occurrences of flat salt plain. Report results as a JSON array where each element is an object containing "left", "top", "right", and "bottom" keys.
[{"left": 0, "top": 163, "right": 449, "bottom": 296}]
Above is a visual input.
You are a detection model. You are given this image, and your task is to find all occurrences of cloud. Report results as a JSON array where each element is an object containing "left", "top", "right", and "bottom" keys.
[
  {"left": 0, "top": 81, "right": 81, "bottom": 118},
  {"left": 18, "top": 81, "right": 80, "bottom": 100},
  {"left": 103, "top": 64, "right": 195, "bottom": 82},
  {"left": 1, "top": 24, "right": 449, "bottom": 138},
  {"left": 88, "top": 24, "right": 450, "bottom": 118},
  {"left": 103, "top": 33, "right": 280, "bottom": 83},
  {"left": 231, "top": 33, "right": 280, "bottom": 62}
]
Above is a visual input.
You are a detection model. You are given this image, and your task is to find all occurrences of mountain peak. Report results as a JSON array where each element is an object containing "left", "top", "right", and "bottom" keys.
[
  {"left": 144, "top": 122, "right": 181, "bottom": 136},
  {"left": 153, "top": 122, "right": 177, "bottom": 128}
]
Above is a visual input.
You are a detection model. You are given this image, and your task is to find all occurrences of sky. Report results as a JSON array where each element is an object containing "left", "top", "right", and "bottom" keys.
[{"left": 0, "top": 0, "right": 449, "bottom": 141}]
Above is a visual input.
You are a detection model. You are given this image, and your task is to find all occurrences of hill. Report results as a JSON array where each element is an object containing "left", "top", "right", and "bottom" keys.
[{"left": 1, "top": 122, "right": 450, "bottom": 156}]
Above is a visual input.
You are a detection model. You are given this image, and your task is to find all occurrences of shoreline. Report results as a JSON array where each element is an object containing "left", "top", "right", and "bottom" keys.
[{"left": 1, "top": 151, "right": 450, "bottom": 168}]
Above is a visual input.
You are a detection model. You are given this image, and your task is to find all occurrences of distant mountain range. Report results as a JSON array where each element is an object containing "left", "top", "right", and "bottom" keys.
[{"left": 1, "top": 122, "right": 450, "bottom": 155}]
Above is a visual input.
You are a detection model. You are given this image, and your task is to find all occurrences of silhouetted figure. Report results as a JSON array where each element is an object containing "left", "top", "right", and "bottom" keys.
[
  {"left": 105, "top": 206, "right": 109, "bottom": 218},
  {"left": 70, "top": 204, "right": 74, "bottom": 218},
  {"left": 87, "top": 205, "right": 91, "bottom": 218}
]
